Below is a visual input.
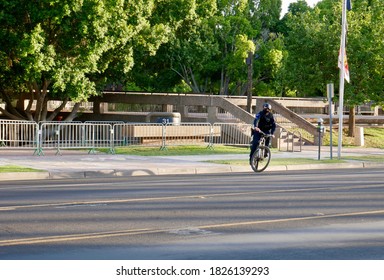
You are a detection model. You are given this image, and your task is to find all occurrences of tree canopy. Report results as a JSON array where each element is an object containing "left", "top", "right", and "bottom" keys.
[
  {"left": 0, "top": 0, "right": 194, "bottom": 121},
  {"left": 0, "top": 0, "right": 383, "bottom": 122},
  {"left": 283, "top": 0, "right": 384, "bottom": 106}
]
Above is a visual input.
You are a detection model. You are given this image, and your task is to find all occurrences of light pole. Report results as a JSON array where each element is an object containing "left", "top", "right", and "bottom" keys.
[{"left": 246, "top": 51, "right": 253, "bottom": 113}]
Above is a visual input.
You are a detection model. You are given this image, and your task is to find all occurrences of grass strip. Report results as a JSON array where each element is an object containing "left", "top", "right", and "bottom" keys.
[
  {"left": 102, "top": 145, "right": 249, "bottom": 156},
  {"left": 0, "top": 165, "right": 44, "bottom": 173}
]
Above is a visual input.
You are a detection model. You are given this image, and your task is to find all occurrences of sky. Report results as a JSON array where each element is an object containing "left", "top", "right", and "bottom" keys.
[{"left": 281, "top": 0, "right": 322, "bottom": 17}]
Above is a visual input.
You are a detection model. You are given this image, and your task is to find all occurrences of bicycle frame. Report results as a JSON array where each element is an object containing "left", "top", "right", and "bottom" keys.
[{"left": 251, "top": 132, "right": 272, "bottom": 173}]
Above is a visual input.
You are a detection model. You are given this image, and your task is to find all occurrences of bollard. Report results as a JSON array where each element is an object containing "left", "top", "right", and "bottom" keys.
[
  {"left": 317, "top": 118, "right": 324, "bottom": 160},
  {"left": 354, "top": 127, "right": 364, "bottom": 146}
]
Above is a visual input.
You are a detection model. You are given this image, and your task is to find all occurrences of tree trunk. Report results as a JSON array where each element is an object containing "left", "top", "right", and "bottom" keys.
[
  {"left": 221, "top": 74, "right": 230, "bottom": 96},
  {"left": 47, "top": 98, "right": 69, "bottom": 121},
  {"left": 171, "top": 64, "right": 200, "bottom": 93},
  {"left": 348, "top": 106, "right": 356, "bottom": 137},
  {"left": 220, "top": 68, "right": 225, "bottom": 95},
  {"left": 64, "top": 102, "right": 81, "bottom": 121},
  {"left": 0, "top": 89, "right": 25, "bottom": 120}
]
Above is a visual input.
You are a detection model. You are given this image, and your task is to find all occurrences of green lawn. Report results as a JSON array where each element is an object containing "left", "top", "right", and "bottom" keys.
[
  {"left": 105, "top": 145, "right": 250, "bottom": 156},
  {"left": 323, "top": 127, "right": 384, "bottom": 148},
  {"left": 0, "top": 165, "right": 43, "bottom": 173}
]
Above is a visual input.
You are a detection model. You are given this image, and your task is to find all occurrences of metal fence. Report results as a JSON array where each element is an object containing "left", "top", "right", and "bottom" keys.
[
  {"left": 38, "top": 122, "right": 113, "bottom": 155},
  {"left": 212, "top": 123, "right": 251, "bottom": 146},
  {"left": 0, "top": 120, "right": 38, "bottom": 149},
  {"left": 0, "top": 120, "right": 253, "bottom": 155},
  {"left": 113, "top": 122, "right": 165, "bottom": 149}
]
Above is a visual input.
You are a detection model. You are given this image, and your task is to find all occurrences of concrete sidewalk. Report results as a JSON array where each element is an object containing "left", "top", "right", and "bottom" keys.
[{"left": 0, "top": 146, "right": 383, "bottom": 181}]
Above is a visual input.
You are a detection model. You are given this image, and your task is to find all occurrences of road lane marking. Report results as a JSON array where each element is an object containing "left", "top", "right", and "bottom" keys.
[
  {"left": 1, "top": 183, "right": 383, "bottom": 211},
  {"left": 0, "top": 228, "right": 159, "bottom": 246},
  {"left": 1, "top": 208, "right": 384, "bottom": 247},
  {"left": 199, "top": 209, "right": 384, "bottom": 230}
]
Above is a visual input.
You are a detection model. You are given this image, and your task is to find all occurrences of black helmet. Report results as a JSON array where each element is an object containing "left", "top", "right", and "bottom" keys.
[{"left": 263, "top": 103, "right": 272, "bottom": 110}]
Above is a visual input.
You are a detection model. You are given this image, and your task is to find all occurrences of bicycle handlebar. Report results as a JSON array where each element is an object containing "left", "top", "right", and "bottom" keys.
[{"left": 259, "top": 131, "right": 274, "bottom": 138}]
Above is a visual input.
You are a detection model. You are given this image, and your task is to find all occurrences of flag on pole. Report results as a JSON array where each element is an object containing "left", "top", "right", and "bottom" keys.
[
  {"left": 338, "top": 49, "right": 350, "bottom": 83},
  {"left": 337, "top": 0, "right": 351, "bottom": 159},
  {"left": 346, "top": 0, "right": 352, "bottom": 11},
  {"left": 338, "top": 1, "right": 351, "bottom": 83}
]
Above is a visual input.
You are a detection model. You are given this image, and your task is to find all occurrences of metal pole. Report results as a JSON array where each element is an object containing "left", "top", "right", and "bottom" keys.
[
  {"left": 318, "top": 118, "right": 323, "bottom": 161},
  {"left": 318, "top": 132, "right": 321, "bottom": 160},
  {"left": 246, "top": 52, "right": 253, "bottom": 113},
  {"left": 338, "top": 0, "right": 347, "bottom": 159},
  {"left": 329, "top": 104, "right": 333, "bottom": 159},
  {"left": 327, "top": 83, "right": 334, "bottom": 159}
]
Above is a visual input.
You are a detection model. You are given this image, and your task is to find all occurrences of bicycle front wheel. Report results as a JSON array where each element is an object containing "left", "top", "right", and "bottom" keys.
[{"left": 250, "top": 146, "right": 271, "bottom": 173}]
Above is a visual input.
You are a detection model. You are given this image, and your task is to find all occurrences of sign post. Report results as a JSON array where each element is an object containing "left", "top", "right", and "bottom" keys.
[{"left": 327, "top": 83, "right": 334, "bottom": 159}]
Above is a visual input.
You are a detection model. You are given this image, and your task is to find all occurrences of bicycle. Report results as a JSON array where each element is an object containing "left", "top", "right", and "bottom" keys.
[{"left": 250, "top": 131, "right": 273, "bottom": 173}]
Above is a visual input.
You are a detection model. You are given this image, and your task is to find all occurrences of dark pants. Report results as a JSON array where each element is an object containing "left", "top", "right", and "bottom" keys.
[{"left": 249, "top": 130, "right": 271, "bottom": 161}]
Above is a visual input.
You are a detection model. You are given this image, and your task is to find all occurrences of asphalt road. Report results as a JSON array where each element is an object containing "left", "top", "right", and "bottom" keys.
[{"left": 1, "top": 168, "right": 384, "bottom": 260}]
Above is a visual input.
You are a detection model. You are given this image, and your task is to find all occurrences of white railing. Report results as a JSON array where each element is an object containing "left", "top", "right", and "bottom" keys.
[
  {"left": 212, "top": 123, "right": 251, "bottom": 146},
  {"left": 113, "top": 122, "right": 164, "bottom": 148},
  {"left": 0, "top": 120, "right": 38, "bottom": 149},
  {"left": 0, "top": 120, "right": 256, "bottom": 155}
]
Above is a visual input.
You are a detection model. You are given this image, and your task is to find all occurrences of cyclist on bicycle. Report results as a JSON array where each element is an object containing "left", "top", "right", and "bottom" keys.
[{"left": 250, "top": 103, "right": 276, "bottom": 164}]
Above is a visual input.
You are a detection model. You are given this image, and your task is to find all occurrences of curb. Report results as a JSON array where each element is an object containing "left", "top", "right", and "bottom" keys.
[
  {"left": 1, "top": 162, "right": 382, "bottom": 181},
  {"left": 0, "top": 172, "right": 50, "bottom": 181}
]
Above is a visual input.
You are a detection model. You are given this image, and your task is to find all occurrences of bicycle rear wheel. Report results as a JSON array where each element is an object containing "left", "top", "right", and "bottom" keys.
[{"left": 250, "top": 146, "right": 271, "bottom": 172}]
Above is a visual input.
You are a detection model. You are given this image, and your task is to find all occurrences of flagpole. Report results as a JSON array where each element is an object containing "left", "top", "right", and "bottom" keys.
[{"left": 337, "top": 0, "right": 347, "bottom": 159}]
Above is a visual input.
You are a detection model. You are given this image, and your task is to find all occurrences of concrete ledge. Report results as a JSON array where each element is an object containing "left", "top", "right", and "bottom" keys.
[
  {"left": 115, "top": 169, "right": 158, "bottom": 176},
  {"left": 84, "top": 170, "right": 116, "bottom": 178},
  {"left": 49, "top": 172, "right": 87, "bottom": 179},
  {"left": 0, "top": 172, "right": 50, "bottom": 181},
  {"left": 157, "top": 168, "right": 196, "bottom": 175},
  {"left": 229, "top": 165, "right": 254, "bottom": 172},
  {"left": 196, "top": 166, "right": 232, "bottom": 174},
  {"left": 286, "top": 162, "right": 364, "bottom": 171},
  {"left": 1, "top": 161, "right": 383, "bottom": 181},
  {"left": 265, "top": 165, "right": 288, "bottom": 172},
  {"left": 363, "top": 162, "right": 384, "bottom": 168}
]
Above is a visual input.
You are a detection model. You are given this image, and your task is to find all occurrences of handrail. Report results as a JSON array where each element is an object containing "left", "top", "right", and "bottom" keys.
[
  {"left": 264, "top": 98, "right": 317, "bottom": 144},
  {"left": 278, "top": 126, "right": 302, "bottom": 152}
]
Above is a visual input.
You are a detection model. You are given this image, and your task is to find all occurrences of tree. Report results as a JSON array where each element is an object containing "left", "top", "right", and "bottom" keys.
[
  {"left": 283, "top": 1, "right": 339, "bottom": 97},
  {"left": 122, "top": 0, "right": 285, "bottom": 98},
  {"left": 345, "top": 0, "right": 384, "bottom": 135},
  {"left": 137, "top": 0, "right": 259, "bottom": 95},
  {"left": 252, "top": 34, "right": 285, "bottom": 96},
  {"left": 277, "top": 0, "right": 312, "bottom": 36},
  {"left": 0, "top": 0, "right": 188, "bottom": 121},
  {"left": 282, "top": 0, "right": 384, "bottom": 136},
  {"left": 126, "top": 0, "right": 219, "bottom": 93},
  {"left": 213, "top": 0, "right": 264, "bottom": 96}
]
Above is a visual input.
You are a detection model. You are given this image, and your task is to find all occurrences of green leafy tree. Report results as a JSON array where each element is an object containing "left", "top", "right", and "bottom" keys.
[
  {"left": 282, "top": 0, "right": 384, "bottom": 136},
  {"left": 213, "top": 0, "right": 260, "bottom": 96},
  {"left": 122, "top": 0, "right": 284, "bottom": 97},
  {"left": 253, "top": 34, "right": 285, "bottom": 96},
  {"left": 126, "top": 0, "right": 219, "bottom": 93},
  {"left": 283, "top": 1, "right": 339, "bottom": 97},
  {"left": 138, "top": 0, "right": 259, "bottom": 95},
  {"left": 0, "top": 0, "right": 186, "bottom": 121},
  {"left": 246, "top": 0, "right": 284, "bottom": 97},
  {"left": 277, "top": 0, "right": 312, "bottom": 36},
  {"left": 168, "top": 0, "right": 258, "bottom": 95},
  {"left": 345, "top": 0, "right": 384, "bottom": 135}
]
